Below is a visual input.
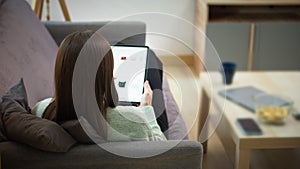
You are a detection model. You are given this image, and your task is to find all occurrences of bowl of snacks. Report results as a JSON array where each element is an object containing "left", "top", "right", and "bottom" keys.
[{"left": 254, "top": 93, "right": 293, "bottom": 124}]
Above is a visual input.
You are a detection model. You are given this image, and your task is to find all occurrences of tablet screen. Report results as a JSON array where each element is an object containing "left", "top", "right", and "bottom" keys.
[{"left": 111, "top": 45, "right": 148, "bottom": 104}]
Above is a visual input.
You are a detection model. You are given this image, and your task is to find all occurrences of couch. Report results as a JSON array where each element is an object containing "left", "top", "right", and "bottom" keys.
[{"left": 0, "top": 0, "right": 203, "bottom": 168}]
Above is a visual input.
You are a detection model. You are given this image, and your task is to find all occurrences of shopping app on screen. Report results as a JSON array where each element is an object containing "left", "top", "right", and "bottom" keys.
[{"left": 111, "top": 46, "right": 148, "bottom": 103}]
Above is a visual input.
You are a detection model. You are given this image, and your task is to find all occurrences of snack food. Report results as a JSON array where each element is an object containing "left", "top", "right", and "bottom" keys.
[
  {"left": 257, "top": 106, "right": 289, "bottom": 123},
  {"left": 254, "top": 93, "right": 292, "bottom": 124}
]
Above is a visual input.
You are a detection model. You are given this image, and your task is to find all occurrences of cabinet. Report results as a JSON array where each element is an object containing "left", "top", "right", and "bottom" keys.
[
  {"left": 206, "top": 23, "right": 250, "bottom": 70},
  {"left": 206, "top": 22, "right": 300, "bottom": 70},
  {"left": 195, "top": 1, "right": 300, "bottom": 72},
  {"left": 254, "top": 22, "right": 300, "bottom": 70}
]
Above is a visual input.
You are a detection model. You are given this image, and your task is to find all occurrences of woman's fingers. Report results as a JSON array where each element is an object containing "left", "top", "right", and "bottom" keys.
[
  {"left": 144, "top": 80, "right": 152, "bottom": 93},
  {"left": 140, "top": 81, "right": 153, "bottom": 106}
]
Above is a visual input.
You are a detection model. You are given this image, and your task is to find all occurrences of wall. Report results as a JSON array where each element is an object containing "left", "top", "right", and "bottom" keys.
[{"left": 26, "top": 0, "right": 196, "bottom": 56}]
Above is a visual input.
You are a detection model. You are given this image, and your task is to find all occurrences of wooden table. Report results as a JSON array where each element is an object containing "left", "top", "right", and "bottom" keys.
[{"left": 199, "top": 71, "right": 300, "bottom": 169}]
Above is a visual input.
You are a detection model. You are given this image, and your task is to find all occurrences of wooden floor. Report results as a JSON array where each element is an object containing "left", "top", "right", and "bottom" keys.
[{"left": 163, "top": 63, "right": 300, "bottom": 169}]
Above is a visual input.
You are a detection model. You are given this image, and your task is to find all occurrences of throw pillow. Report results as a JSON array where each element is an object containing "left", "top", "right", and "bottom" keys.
[
  {"left": 61, "top": 119, "right": 93, "bottom": 144},
  {"left": 33, "top": 98, "right": 105, "bottom": 144},
  {"left": 0, "top": 104, "right": 8, "bottom": 141},
  {"left": 61, "top": 117, "right": 105, "bottom": 144},
  {"left": 1, "top": 79, "right": 76, "bottom": 152}
]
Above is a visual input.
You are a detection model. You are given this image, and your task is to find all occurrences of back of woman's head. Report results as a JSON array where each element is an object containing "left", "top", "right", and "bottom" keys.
[{"left": 53, "top": 30, "right": 118, "bottom": 122}]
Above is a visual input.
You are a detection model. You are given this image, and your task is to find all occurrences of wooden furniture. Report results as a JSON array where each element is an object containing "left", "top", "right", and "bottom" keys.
[
  {"left": 194, "top": 0, "right": 300, "bottom": 72},
  {"left": 199, "top": 71, "right": 300, "bottom": 169},
  {"left": 32, "top": 0, "right": 71, "bottom": 21}
]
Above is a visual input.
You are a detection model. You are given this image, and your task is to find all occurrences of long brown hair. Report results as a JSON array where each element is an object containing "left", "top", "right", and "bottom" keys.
[{"left": 43, "top": 30, "right": 118, "bottom": 123}]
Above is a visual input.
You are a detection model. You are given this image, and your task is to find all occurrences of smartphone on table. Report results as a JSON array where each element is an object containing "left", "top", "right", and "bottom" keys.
[{"left": 236, "top": 118, "right": 263, "bottom": 136}]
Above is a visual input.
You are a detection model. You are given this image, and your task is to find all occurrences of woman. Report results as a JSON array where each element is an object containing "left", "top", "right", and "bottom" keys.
[{"left": 41, "top": 30, "right": 166, "bottom": 141}]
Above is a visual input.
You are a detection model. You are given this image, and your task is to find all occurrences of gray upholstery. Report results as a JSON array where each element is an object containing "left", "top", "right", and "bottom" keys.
[
  {"left": 0, "top": 0, "right": 57, "bottom": 107},
  {"left": 163, "top": 76, "right": 189, "bottom": 140},
  {"left": 0, "top": 0, "right": 203, "bottom": 168},
  {"left": 0, "top": 141, "right": 202, "bottom": 169},
  {"left": 1, "top": 79, "right": 76, "bottom": 152},
  {"left": 43, "top": 21, "right": 146, "bottom": 46}
]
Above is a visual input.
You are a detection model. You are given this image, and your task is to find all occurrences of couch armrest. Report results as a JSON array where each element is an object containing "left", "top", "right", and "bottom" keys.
[{"left": 0, "top": 140, "right": 202, "bottom": 169}]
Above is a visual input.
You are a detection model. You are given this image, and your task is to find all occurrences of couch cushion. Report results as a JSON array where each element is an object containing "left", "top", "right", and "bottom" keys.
[
  {"left": 163, "top": 75, "right": 189, "bottom": 140},
  {"left": 0, "top": 0, "right": 57, "bottom": 107},
  {"left": 1, "top": 79, "right": 76, "bottom": 152},
  {"left": 0, "top": 140, "right": 203, "bottom": 169}
]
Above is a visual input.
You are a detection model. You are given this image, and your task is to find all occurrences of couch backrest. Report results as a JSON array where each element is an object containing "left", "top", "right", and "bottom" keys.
[
  {"left": 0, "top": 0, "right": 58, "bottom": 107},
  {"left": 43, "top": 21, "right": 146, "bottom": 46},
  {"left": 0, "top": 0, "right": 146, "bottom": 107}
]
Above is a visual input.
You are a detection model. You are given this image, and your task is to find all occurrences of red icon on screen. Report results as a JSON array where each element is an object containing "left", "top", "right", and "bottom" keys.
[{"left": 121, "top": 56, "right": 127, "bottom": 60}]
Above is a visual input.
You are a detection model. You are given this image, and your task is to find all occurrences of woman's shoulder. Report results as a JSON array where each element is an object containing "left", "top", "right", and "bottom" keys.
[
  {"left": 107, "top": 106, "right": 147, "bottom": 123},
  {"left": 106, "top": 106, "right": 152, "bottom": 141},
  {"left": 107, "top": 106, "right": 145, "bottom": 115},
  {"left": 107, "top": 106, "right": 141, "bottom": 113},
  {"left": 32, "top": 98, "right": 53, "bottom": 117}
]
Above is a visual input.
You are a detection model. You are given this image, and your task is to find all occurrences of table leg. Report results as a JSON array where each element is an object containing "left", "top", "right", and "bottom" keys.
[
  {"left": 199, "top": 88, "right": 210, "bottom": 153},
  {"left": 235, "top": 146, "right": 251, "bottom": 169}
]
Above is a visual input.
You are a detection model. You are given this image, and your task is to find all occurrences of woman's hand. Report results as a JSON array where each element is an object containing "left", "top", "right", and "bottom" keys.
[{"left": 140, "top": 81, "right": 153, "bottom": 107}]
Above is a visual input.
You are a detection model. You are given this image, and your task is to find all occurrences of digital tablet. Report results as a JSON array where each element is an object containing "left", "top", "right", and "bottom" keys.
[
  {"left": 219, "top": 86, "right": 264, "bottom": 111},
  {"left": 219, "top": 86, "right": 290, "bottom": 112},
  {"left": 111, "top": 45, "right": 149, "bottom": 106}
]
